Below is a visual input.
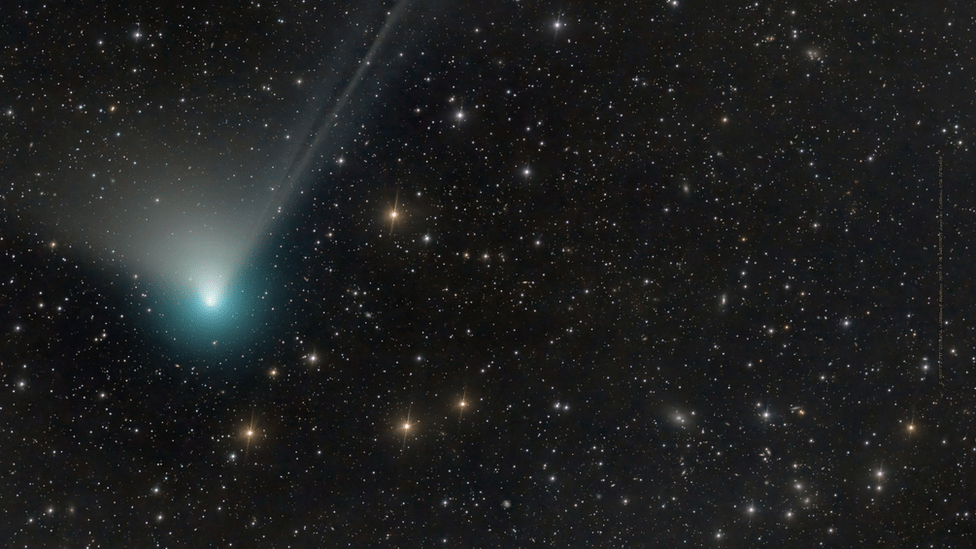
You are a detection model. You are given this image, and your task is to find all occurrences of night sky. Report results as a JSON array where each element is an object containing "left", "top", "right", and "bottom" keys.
[{"left": 2, "top": 0, "right": 974, "bottom": 546}]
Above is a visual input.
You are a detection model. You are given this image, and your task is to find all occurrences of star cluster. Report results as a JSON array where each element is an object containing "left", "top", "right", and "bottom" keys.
[{"left": 2, "top": 0, "right": 975, "bottom": 546}]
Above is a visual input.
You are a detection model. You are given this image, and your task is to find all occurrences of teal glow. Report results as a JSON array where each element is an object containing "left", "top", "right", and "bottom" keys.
[{"left": 145, "top": 252, "right": 278, "bottom": 362}]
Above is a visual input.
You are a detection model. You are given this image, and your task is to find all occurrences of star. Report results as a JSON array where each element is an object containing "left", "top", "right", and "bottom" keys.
[
  {"left": 389, "top": 188, "right": 400, "bottom": 234},
  {"left": 458, "top": 389, "right": 469, "bottom": 424},
  {"left": 401, "top": 403, "right": 413, "bottom": 450},
  {"left": 242, "top": 410, "right": 258, "bottom": 464}
]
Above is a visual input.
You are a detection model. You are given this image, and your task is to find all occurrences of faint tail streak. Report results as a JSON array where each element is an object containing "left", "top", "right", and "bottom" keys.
[
  {"left": 249, "top": 0, "right": 412, "bottom": 245},
  {"left": 937, "top": 152, "right": 944, "bottom": 388}
]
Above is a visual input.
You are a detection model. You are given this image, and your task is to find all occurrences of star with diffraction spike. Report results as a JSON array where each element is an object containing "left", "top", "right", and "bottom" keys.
[
  {"left": 401, "top": 403, "right": 413, "bottom": 451},
  {"left": 458, "top": 388, "right": 468, "bottom": 424},
  {"left": 389, "top": 188, "right": 400, "bottom": 235},
  {"left": 243, "top": 409, "right": 257, "bottom": 464}
]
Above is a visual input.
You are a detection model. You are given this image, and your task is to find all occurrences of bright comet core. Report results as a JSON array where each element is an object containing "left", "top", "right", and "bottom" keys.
[
  {"left": 203, "top": 290, "right": 220, "bottom": 308},
  {"left": 198, "top": 272, "right": 227, "bottom": 310}
]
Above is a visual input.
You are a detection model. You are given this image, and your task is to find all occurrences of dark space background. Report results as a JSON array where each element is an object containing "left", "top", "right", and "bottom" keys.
[{"left": 2, "top": 0, "right": 975, "bottom": 546}]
